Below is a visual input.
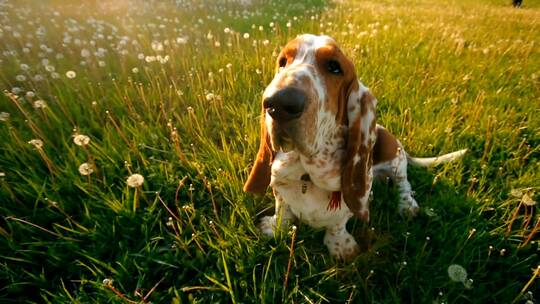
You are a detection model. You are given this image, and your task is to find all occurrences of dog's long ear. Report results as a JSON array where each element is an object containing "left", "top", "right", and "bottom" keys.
[
  {"left": 243, "top": 107, "right": 274, "bottom": 194},
  {"left": 341, "top": 81, "right": 377, "bottom": 221}
]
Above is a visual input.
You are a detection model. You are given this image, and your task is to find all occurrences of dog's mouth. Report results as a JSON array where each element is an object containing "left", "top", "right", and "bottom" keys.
[
  {"left": 268, "top": 123, "right": 295, "bottom": 152},
  {"left": 268, "top": 120, "right": 314, "bottom": 156}
]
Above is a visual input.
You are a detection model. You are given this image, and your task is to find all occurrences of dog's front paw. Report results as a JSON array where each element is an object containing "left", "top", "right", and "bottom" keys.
[
  {"left": 324, "top": 230, "right": 360, "bottom": 262},
  {"left": 398, "top": 194, "right": 419, "bottom": 217},
  {"left": 258, "top": 215, "right": 278, "bottom": 237}
]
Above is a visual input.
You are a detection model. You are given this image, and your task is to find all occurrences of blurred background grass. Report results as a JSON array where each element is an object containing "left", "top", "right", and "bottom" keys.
[{"left": 0, "top": 0, "right": 538, "bottom": 303}]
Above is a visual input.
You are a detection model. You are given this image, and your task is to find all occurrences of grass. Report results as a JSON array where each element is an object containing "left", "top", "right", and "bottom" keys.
[{"left": 0, "top": 0, "right": 538, "bottom": 302}]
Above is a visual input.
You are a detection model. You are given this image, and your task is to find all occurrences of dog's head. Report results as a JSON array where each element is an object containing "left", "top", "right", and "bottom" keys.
[
  {"left": 244, "top": 34, "right": 377, "bottom": 219},
  {"left": 262, "top": 34, "right": 359, "bottom": 155}
]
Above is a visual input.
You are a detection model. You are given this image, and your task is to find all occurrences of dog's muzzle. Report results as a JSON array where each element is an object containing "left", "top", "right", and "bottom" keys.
[{"left": 263, "top": 87, "right": 306, "bottom": 123}]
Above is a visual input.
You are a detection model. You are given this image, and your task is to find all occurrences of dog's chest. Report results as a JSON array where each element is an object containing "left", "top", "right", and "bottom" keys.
[{"left": 270, "top": 152, "right": 352, "bottom": 228}]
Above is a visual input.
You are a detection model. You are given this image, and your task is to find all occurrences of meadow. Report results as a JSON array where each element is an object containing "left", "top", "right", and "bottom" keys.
[{"left": 0, "top": 0, "right": 538, "bottom": 302}]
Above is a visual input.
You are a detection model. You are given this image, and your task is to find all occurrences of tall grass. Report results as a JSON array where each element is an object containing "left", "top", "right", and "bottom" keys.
[{"left": 0, "top": 0, "right": 538, "bottom": 303}]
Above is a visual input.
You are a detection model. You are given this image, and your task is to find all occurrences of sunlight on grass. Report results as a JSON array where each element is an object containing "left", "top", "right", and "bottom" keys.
[{"left": 0, "top": 0, "right": 538, "bottom": 302}]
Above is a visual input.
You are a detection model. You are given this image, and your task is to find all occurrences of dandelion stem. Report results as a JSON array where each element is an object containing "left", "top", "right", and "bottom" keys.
[
  {"left": 5, "top": 216, "right": 78, "bottom": 242},
  {"left": 283, "top": 226, "right": 297, "bottom": 292}
]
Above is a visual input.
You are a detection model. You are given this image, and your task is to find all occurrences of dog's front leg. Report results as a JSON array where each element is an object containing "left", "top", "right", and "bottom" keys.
[
  {"left": 323, "top": 222, "right": 360, "bottom": 261},
  {"left": 259, "top": 190, "right": 295, "bottom": 237}
]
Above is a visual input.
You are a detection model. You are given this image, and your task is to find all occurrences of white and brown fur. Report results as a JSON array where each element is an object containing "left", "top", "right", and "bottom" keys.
[{"left": 244, "top": 34, "right": 467, "bottom": 261}]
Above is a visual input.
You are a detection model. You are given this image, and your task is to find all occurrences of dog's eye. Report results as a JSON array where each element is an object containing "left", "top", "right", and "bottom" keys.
[
  {"left": 326, "top": 60, "right": 342, "bottom": 75},
  {"left": 278, "top": 57, "right": 287, "bottom": 68}
]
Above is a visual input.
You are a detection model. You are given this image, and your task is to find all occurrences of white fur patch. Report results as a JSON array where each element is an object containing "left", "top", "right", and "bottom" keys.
[{"left": 361, "top": 110, "right": 375, "bottom": 147}]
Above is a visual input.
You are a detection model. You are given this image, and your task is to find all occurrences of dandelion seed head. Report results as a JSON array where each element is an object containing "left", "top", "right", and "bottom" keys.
[
  {"left": 80, "top": 49, "right": 90, "bottom": 57},
  {"left": 522, "top": 193, "right": 536, "bottom": 206},
  {"left": 447, "top": 264, "right": 468, "bottom": 282},
  {"left": 73, "top": 134, "right": 90, "bottom": 146},
  {"left": 28, "top": 139, "right": 44, "bottom": 149},
  {"left": 65, "top": 70, "right": 76, "bottom": 79},
  {"left": 11, "top": 87, "right": 22, "bottom": 95},
  {"left": 127, "top": 173, "right": 144, "bottom": 188},
  {"left": 0, "top": 112, "right": 11, "bottom": 121},
  {"left": 102, "top": 278, "right": 112, "bottom": 286},
  {"left": 78, "top": 163, "right": 94, "bottom": 176},
  {"left": 33, "top": 99, "right": 47, "bottom": 109}
]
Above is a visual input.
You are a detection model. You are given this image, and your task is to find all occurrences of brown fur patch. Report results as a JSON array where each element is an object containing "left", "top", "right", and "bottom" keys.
[
  {"left": 243, "top": 107, "right": 274, "bottom": 194},
  {"left": 373, "top": 127, "right": 399, "bottom": 165},
  {"left": 314, "top": 43, "right": 357, "bottom": 125},
  {"left": 341, "top": 90, "right": 376, "bottom": 220}
]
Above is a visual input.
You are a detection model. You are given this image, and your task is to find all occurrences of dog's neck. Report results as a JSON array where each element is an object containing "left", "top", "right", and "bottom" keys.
[{"left": 298, "top": 124, "right": 346, "bottom": 192}]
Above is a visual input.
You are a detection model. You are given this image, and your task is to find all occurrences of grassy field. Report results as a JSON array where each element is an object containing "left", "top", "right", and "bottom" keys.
[{"left": 0, "top": 0, "right": 539, "bottom": 302}]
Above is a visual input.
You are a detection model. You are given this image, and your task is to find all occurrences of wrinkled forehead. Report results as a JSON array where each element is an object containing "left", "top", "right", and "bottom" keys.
[
  {"left": 281, "top": 34, "right": 338, "bottom": 62},
  {"left": 279, "top": 34, "right": 355, "bottom": 71}
]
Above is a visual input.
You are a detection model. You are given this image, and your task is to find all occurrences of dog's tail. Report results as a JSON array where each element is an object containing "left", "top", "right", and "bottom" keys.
[{"left": 406, "top": 149, "right": 467, "bottom": 167}]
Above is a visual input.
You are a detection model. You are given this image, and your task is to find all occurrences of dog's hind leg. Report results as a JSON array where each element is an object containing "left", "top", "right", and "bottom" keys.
[{"left": 392, "top": 147, "right": 420, "bottom": 216}]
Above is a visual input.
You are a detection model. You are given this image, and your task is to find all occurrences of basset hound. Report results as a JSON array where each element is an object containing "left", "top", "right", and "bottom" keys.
[{"left": 244, "top": 34, "right": 467, "bottom": 261}]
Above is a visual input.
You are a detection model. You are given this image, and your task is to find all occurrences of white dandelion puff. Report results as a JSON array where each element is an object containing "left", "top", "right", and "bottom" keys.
[
  {"left": 522, "top": 193, "right": 536, "bottom": 206},
  {"left": 127, "top": 174, "right": 144, "bottom": 188},
  {"left": 65, "top": 70, "right": 76, "bottom": 79},
  {"left": 33, "top": 100, "right": 47, "bottom": 109},
  {"left": 205, "top": 93, "right": 215, "bottom": 101},
  {"left": 28, "top": 139, "right": 44, "bottom": 149},
  {"left": 80, "top": 49, "right": 90, "bottom": 57},
  {"left": 0, "top": 112, "right": 10, "bottom": 121},
  {"left": 176, "top": 36, "right": 188, "bottom": 44},
  {"left": 510, "top": 189, "right": 523, "bottom": 198},
  {"left": 243, "top": 33, "right": 250, "bottom": 39},
  {"left": 73, "top": 134, "right": 90, "bottom": 146},
  {"left": 78, "top": 163, "right": 94, "bottom": 176},
  {"left": 447, "top": 264, "right": 468, "bottom": 283}
]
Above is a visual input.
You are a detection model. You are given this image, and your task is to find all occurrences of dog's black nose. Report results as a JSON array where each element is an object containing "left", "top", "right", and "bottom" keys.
[{"left": 263, "top": 87, "right": 306, "bottom": 122}]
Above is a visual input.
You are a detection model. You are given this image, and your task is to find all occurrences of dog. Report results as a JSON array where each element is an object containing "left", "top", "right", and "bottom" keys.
[{"left": 244, "top": 34, "right": 467, "bottom": 260}]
